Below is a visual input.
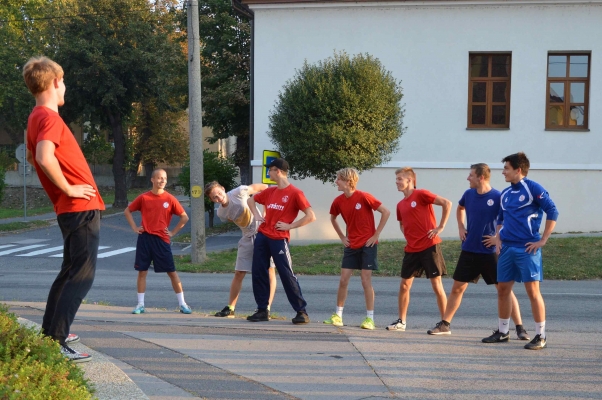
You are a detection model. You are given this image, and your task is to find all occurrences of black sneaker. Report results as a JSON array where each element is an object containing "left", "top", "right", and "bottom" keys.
[
  {"left": 516, "top": 325, "right": 530, "bottom": 341},
  {"left": 524, "top": 334, "right": 547, "bottom": 350},
  {"left": 247, "top": 309, "right": 269, "bottom": 322},
  {"left": 427, "top": 320, "right": 451, "bottom": 335},
  {"left": 482, "top": 329, "right": 510, "bottom": 343},
  {"left": 292, "top": 311, "right": 310, "bottom": 325},
  {"left": 60, "top": 344, "right": 92, "bottom": 363},
  {"left": 215, "top": 306, "right": 235, "bottom": 318}
]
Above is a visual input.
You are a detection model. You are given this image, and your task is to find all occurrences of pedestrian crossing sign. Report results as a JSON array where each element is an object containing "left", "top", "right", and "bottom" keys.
[{"left": 262, "top": 150, "right": 281, "bottom": 184}]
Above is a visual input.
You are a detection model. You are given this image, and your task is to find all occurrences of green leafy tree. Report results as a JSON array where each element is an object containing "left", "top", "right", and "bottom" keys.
[
  {"left": 268, "top": 52, "right": 405, "bottom": 183},
  {"left": 82, "top": 126, "right": 113, "bottom": 174},
  {"left": 196, "top": 0, "right": 251, "bottom": 183},
  {"left": 56, "top": 0, "right": 186, "bottom": 207},
  {"left": 178, "top": 149, "right": 238, "bottom": 227}
]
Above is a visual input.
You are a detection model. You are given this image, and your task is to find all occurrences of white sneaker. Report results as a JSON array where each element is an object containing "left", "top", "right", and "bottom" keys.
[
  {"left": 60, "top": 344, "right": 92, "bottom": 363},
  {"left": 386, "top": 318, "right": 406, "bottom": 331},
  {"left": 65, "top": 333, "right": 80, "bottom": 344}
]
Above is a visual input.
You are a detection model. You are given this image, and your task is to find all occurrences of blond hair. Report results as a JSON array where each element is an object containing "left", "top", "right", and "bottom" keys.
[
  {"left": 395, "top": 167, "right": 416, "bottom": 187},
  {"left": 336, "top": 167, "right": 359, "bottom": 190},
  {"left": 23, "top": 56, "right": 64, "bottom": 96}
]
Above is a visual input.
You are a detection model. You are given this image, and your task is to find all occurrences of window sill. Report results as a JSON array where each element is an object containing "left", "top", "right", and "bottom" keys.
[
  {"left": 545, "top": 128, "right": 590, "bottom": 132},
  {"left": 466, "top": 127, "right": 510, "bottom": 130}
]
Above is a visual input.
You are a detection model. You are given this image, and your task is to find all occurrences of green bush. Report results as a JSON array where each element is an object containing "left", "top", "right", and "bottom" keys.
[{"left": 0, "top": 304, "right": 93, "bottom": 399}]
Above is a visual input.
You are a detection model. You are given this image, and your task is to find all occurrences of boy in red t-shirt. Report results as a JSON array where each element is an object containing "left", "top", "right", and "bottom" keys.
[
  {"left": 247, "top": 158, "right": 316, "bottom": 324},
  {"left": 386, "top": 167, "right": 452, "bottom": 332},
  {"left": 23, "top": 56, "right": 105, "bottom": 363},
  {"left": 124, "top": 169, "right": 191, "bottom": 314},
  {"left": 324, "top": 168, "right": 390, "bottom": 330}
]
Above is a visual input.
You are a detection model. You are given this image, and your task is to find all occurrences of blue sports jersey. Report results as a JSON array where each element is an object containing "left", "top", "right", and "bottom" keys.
[
  {"left": 458, "top": 188, "right": 500, "bottom": 254},
  {"left": 498, "top": 178, "right": 559, "bottom": 248}
]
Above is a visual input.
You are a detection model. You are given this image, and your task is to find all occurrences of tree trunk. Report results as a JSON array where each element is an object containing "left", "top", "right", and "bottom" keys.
[
  {"left": 235, "top": 137, "right": 250, "bottom": 185},
  {"left": 208, "top": 207, "right": 214, "bottom": 228},
  {"left": 107, "top": 111, "right": 128, "bottom": 208},
  {"left": 144, "top": 162, "right": 155, "bottom": 187}
]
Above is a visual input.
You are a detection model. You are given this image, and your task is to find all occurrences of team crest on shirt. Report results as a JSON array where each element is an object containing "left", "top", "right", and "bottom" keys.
[
  {"left": 282, "top": 196, "right": 289, "bottom": 203},
  {"left": 519, "top": 195, "right": 525, "bottom": 202},
  {"left": 355, "top": 203, "right": 362, "bottom": 210},
  {"left": 487, "top": 199, "right": 494, "bottom": 206},
  {"left": 411, "top": 201, "right": 417, "bottom": 208},
  {"left": 163, "top": 202, "right": 169, "bottom": 208}
]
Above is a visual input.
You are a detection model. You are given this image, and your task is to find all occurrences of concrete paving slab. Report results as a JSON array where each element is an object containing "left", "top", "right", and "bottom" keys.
[{"left": 125, "top": 331, "right": 392, "bottom": 400}]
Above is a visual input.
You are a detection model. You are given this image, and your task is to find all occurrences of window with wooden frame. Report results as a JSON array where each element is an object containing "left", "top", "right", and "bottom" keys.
[
  {"left": 546, "top": 53, "right": 590, "bottom": 130},
  {"left": 467, "top": 53, "right": 511, "bottom": 129}
]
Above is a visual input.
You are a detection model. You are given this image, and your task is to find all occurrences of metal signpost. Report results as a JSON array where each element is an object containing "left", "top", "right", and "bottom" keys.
[{"left": 15, "top": 143, "right": 30, "bottom": 219}]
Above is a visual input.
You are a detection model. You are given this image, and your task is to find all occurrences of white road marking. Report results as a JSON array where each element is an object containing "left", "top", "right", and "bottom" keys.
[
  {"left": 0, "top": 244, "right": 17, "bottom": 250},
  {"left": 97, "top": 247, "right": 136, "bottom": 258},
  {"left": 0, "top": 244, "right": 47, "bottom": 256},
  {"left": 17, "top": 246, "right": 64, "bottom": 256}
]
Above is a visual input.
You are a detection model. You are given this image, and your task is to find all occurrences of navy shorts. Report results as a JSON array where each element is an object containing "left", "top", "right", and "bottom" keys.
[
  {"left": 341, "top": 245, "right": 379, "bottom": 270},
  {"left": 453, "top": 251, "right": 498, "bottom": 285},
  {"left": 401, "top": 244, "right": 447, "bottom": 279},
  {"left": 134, "top": 233, "right": 176, "bottom": 273}
]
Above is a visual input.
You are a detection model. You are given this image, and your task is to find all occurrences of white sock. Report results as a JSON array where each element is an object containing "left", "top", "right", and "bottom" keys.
[
  {"left": 176, "top": 292, "right": 185, "bottom": 306},
  {"left": 367, "top": 310, "right": 374, "bottom": 320},
  {"left": 137, "top": 293, "right": 145, "bottom": 305},
  {"left": 498, "top": 318, "right": 510, "bottom": 334},
  {"left": 535, "top": 321, "right": 546, "bottom": 338},
  {"left": 336, "top": 306, "right": 344, "bottom": 318},
  {"left": 267, "top": 305, "right": 270, "bottom": 311}
]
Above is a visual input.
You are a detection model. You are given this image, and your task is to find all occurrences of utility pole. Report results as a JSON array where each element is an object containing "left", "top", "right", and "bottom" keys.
[{"left": 187, "top": 0, "right": 206, "bottom": 263}]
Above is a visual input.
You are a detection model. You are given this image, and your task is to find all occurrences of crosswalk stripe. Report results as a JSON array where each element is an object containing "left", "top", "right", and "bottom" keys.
[
  {"left": 48, "top": 246, "right": 111, "bottom": 258},
  {"left": 0, "top": 244, "right": 17, "bottom": 250},
  {"left": 17, "top": 246, "right": 64, "bottom": 257},
  {"left": 0, "top": 244, "right": 47, "bottom": 256},
  {"left": 97, "top": 247, "right": 136, "bottom": 258}
]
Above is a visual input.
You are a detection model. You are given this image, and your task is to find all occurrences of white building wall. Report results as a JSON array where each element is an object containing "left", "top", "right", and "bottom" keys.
[{"left": 250, "top": 1, "right": 602, "bottom": 241}]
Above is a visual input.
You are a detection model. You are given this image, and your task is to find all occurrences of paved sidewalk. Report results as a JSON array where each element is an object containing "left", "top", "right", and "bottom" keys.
[{"left": 8, "top": 301, "right": 602, "bottom": 400}]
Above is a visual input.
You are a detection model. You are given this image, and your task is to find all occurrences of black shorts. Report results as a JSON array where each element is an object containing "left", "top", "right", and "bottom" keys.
[
  {"left": 341, "top": 245, "right": 378, "bottom": 270},
  {"left": 401, "top": 244, "right": 447, "bottom": 279},
  {"left": 453, "top": 250, "right": 498, "bottom": 285},
  {"left": 134, "top": 233, "right": 176, "bottom": 273}
]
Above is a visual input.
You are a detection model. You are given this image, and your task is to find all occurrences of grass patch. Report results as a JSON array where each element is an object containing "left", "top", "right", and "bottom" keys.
[
  {"left": 0, "top": 220, "right": 51, "bottom": 232},
  {"left": 0, "top": 206, "right": 55, "bottom": 219},
  {"left": 174, "top": 222, "right": 238, "bottom": 243},
  {"left": 100, "top": 187, "right": 148, "bottom": 206},
  {"left": 0, "top": 303, "right": 93, "bottom": 399},
  {"left": 175, "top": 237, "right": 602, "bottom": 280}
]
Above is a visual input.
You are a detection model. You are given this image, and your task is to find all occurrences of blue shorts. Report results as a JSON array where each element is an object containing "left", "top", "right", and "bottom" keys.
[
  {"left": 497, "top": 246, "right": 542, "bottom": 283},
  {"left": 134, "top": 233, "right": 176, "bottom": 273}
]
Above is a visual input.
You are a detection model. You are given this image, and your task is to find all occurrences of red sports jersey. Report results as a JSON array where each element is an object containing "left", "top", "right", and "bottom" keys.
[
  {"left": 128, "top": 191, "right": 185, "bottom": 243},
  {"left": 253, "top": 184, "right": 311, "bottom": 241},
  {"left": 26, "top": 106, "right": 105, "bottom": 215},
  {"left": 330, "top": 190, "right": 382, "bottom": 249},
  {"left": 396, "top": 189, "right": 441, "bottom": 253}
]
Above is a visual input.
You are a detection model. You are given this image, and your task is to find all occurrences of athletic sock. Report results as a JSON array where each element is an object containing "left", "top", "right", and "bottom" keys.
[
  {"left": 267, "top": 305, "right": 270, "bottom": 311},
  {"left": 498, "top": 318, "right": 510, "bottom": 334},
  {"left": 137, "top": 293, "right": 145, "bottom": 306},
  {"left": 367, "top": 310, "right": 374, "bottom": 320},
  {"left": 535, "top": 321, "right": 546, "bottom": 338},
  {"left": 228, "top": 305, "right": 235, "bottom": 311},
  {"left": 336, "top": 306, "right": 344, "bottom": 318},
  {"left": 176, "top": 292, "right": 185, "bottom": 306}
]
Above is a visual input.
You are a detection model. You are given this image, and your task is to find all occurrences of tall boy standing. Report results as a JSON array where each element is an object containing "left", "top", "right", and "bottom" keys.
[
  {"left": 124, "top": 169, "right": 191, "bottom": 314},
  {"left": 247, "top": 158, "right": 316, "bottom": 324},
  {"left": 325, "top": 168, "right": 390, "bottom": 330},
  {"left": 387, "top": 167, "right": 451, "bottom": 332},
  {"left": 205, "top": 181, "right": 277, "bottom": 317},
  {"left": 23, "top": 56, "right": 105, "bottom": 363},
  {"left": 483, "top": 153, "right": 558, "bottom": 350}
]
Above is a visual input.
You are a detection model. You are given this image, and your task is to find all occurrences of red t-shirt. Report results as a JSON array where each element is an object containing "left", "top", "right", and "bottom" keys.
[
  {"left": 330, "top": 190, "right": 382, "bottom": 249},
  {"left": 26, "top": 106, "right": 105, "bottom": 215},
  {"left": 128, "top": 191, "right": 185, "bottom": 243},
  {"left": 253, "top": 184, "right": 311, "bottom": 241},
  {"left": 396, "top": 189, "right": 441, "bottom": 253}
]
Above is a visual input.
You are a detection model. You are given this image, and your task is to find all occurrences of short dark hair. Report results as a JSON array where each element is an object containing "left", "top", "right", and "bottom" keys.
[
  {"left": 502, "top": 152, "right": 530, "bottom": 176},
  {"left": 470, "top": 163, "right": 490, "bottom": 180},
  {"left": 204, "top": 181, "right": 223, "bottom": 198}
]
